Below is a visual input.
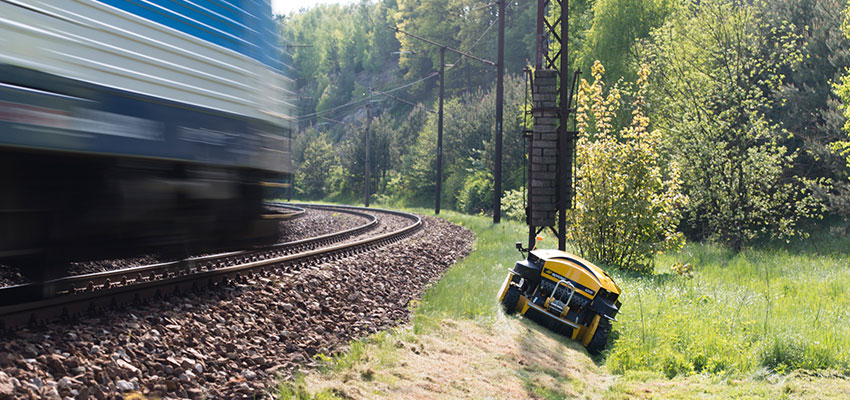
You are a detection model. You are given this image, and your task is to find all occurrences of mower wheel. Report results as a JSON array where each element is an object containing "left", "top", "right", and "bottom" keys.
[
  {"left": 585, "top": 317, "right": 612, "bottom": 355},
  {"left": 501, "top": 284, "right": 521, "bottom": 314}
]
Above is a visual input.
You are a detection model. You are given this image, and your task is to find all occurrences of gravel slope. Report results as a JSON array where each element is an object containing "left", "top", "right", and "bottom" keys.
[{"left": 0, "top": 215, "right": 472, "bottom": 399}]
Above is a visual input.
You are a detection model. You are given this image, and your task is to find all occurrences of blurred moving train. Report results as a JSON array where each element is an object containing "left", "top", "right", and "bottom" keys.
[{"left": 0, "top": 0, "right": 294, "bottom": 277}]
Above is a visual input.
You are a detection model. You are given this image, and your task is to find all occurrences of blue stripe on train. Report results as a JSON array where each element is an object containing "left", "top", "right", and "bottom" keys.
[{"left": 95, "top": 0, "right": 284, "bottom": 71}]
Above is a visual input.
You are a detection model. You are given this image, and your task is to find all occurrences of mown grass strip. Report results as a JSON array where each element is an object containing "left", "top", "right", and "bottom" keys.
[{"left": 279, "top": 206, "right": 850, "bottom": 400}]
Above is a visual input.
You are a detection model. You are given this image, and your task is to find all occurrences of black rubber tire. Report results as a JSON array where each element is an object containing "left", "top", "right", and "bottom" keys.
[
  {"left": 501, "top": 284, "right": 521, "bottom": 315},
  {"left": 585, "top": 317, "right": 612, "bottom": 355}
]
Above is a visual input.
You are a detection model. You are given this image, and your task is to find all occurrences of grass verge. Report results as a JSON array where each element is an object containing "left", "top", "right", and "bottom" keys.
[{"left": 278, "top": 208, "right": 850, "bottom": 399}]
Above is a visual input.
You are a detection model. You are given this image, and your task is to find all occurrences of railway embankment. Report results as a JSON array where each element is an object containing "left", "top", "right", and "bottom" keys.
[{"left": 0, "top": 208, "right": 471, "bottom": 399}]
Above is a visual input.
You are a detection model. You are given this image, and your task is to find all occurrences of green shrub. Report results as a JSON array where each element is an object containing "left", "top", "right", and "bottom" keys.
[
  {"left": 295, "top": 135, "right": 337, "bottom": 199},
  {"left": 501, "top": 187, "right": 526, "bottom": 222},
  {"left": 568, "top": 62, "right": 685, "bottom": 273},
  {"left": 457, "top": 170, "right": 494, "bottom": 215},
  {"left": 661, "top": 352, "right": 693, "bottom": 379},
  {"left": 758, "top": 334, "right": 837, "bottom": 373}
]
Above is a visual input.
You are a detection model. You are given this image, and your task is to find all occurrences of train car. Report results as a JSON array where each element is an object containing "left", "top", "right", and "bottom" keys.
[{"left": 0, "top": 0, "right": 294, "bottom": 277}]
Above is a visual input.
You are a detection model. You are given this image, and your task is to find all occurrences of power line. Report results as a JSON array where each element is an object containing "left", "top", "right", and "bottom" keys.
[
  {"left": 391, "top": 25, "right": 496, "bottom": 66},
  {"left": 295, "top": 1, "right": 521, "bottom": 122},
  {"left": 447, "top": 0, "right": 530, "bottom": 72},
  {"left": 296, "top": 72, "right": 439, "bottom": 121},
  {"left": 319, "top": 115, "right": 351, "bottom": 127},
  {"left": 297, "top": 95, "right": 370, "bottom": 121},
  {"left": 372, "top": 89, "right": 436, "bottom": 114},
  {"left": 380, "top": 72, "right": 440, "bottom": 95}
]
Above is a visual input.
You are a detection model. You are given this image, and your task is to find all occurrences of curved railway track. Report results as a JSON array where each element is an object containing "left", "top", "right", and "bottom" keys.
[{"left": 0, "top": 204, "right": 422, "bottom": 332}]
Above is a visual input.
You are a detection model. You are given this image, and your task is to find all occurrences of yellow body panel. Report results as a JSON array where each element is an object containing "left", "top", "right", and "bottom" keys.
[
  {"left": 581, "top": 314, "right": 601, "bottom": 346},
  {"left": 498, "top": 272, "right": 513, "bottom": 302},
  {"left": 533, "top": 249, "right": 621, "bottom": 299},
  {"left": 517, "top": 294, "right": 528, "bottom": 312}
]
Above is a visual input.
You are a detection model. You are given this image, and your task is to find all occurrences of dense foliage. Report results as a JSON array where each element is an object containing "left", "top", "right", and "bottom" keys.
[
  {"left": 280, "top": 0, "right": 850, "bottom": 265},
  {"left": 568, "top": 62, "right": 684, "bottom": 272},
  {"left": 576, "top": 0, "right": 671, "bottom": 85},
  {"left": 643, "top": 0, "right": 823, "bottom": 249},
  {"left": 833, "top": 0, "right": 850, "bottom": 220},
  {"left": 281, "top": 0, "right": 534, "bottom": 208}
]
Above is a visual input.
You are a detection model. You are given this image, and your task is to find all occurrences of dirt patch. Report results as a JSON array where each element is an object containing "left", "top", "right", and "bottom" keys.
[{"left": 297, "top": 317, "right": 613, "bottom": 399}]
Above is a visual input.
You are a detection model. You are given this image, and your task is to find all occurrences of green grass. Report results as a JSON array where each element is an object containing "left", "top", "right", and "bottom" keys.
[
  {"left": 606, "top": 233, "right": 850, "bottom": 377},
  {"left": 404, "top": 209, "right": 532, "bottom": 331},
  {"left": 313, "top": 329, "right": 409, "bottom": 374},
  {"left": 404, "top": 208, "right": 850, "bottom": 378},
  {"left": 278, "top": 202, "right": 850, "bottom": 395}
]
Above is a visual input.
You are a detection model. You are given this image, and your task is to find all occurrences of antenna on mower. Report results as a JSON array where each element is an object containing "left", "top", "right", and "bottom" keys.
[{"left": 515, "top": 235, "right": 544, "bottom": 257}]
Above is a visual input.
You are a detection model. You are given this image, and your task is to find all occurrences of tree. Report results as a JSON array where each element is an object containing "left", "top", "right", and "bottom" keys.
[
  {"left": 295, "top": 134, "right": 337, "bottom": 198},
  {"left": 392, "top": 0, "right": 536, "bottom": 98},
  {"left": 764, "top": 0, "right": 850, "bottom": 187},
  {"left": 393, "top": 74, "right": 527, "bottom": 210},
  {"left": 568, "top": 61, "right": 685, "bottom": 272},
  {"left": 577, "top": 0, "right": 672, "bottom": 85},
  {"left": 644, "top": 0, "right": 821, "bottom": 249},
  {"left": 330, "top": 113, "right": 395, "bottom": 200},
  {"left": 831, "top": 0, "right": 850, "bottom": 220}
]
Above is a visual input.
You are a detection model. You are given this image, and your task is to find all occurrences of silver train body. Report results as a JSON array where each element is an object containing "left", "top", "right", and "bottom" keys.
[{"left": 0, "top": 0, "right": 295, "bottom": 276}]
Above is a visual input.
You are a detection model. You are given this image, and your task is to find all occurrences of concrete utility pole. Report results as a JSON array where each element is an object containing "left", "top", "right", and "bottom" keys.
[
  {"left": 436, "top": 47, "right": 445, "bottom": 215},
  {"left": 365, "top": 88, "right": 372, "bottom": 207},
  {"left": 494, "top": 0, "right": 505, "bottom": 223}
]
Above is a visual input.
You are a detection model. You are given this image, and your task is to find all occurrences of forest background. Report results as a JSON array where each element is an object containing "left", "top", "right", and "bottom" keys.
[{"left": 279, "top": 0, "right": 850, "bottom": 261}]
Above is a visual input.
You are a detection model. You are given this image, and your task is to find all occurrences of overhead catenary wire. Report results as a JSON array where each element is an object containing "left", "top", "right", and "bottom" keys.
[
  {"left": 296, "top": 72, "right": 439, "bottom": 121},
  {"left": 391, "top": 25, "right": 496, "bottom": 66},
  {"left": 446, "top": 0, "right": 530, "bottom": 73},
  {"left": 372, "top": 89, "right": 435, "bottom": 114},
  {"left": 316, "top": 93, "right": 430, "bottom": 129},
  {"left": 329, "top": 18, "right": 498, "bottom": 119},
  {"left": 319, "top": 115, "right": 350, "bottom": 127},
  {"left": 296, "top": 1, "right": 519, "bottom": 123}
]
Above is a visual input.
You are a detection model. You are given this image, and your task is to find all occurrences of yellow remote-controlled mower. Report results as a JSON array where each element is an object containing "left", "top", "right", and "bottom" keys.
[{"left": 498, "top": 238, "right": 622, "bottom": 354}]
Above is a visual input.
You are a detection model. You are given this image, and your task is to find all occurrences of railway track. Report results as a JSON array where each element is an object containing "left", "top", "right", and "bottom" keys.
[
  {"left": 0, "top": 204, "right": 422, "bottom": 332},
  {"left": 262, "top": 203, "right": 308, "bottom": 220}
]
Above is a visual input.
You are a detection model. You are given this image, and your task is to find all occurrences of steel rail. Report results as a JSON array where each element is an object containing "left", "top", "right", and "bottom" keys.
[
  {"left": 0, "top": 204, "right": 376, "bottom": 306},
  {"left": 262, "top": 203, "right": 307, "bottom": 220},
  {"left": 0, "top": 205, "right": 421, "bottom": 332}
]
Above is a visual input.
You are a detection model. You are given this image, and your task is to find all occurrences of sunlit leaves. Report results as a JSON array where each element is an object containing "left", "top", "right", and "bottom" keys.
[
  {"left": 644, "top": 0, "right": 821, "bottom": 249},
  {"left": 568, "top": 61, "right": 685, "bottom": 273},
  {"left": 834, "top": 1, "right": 850, "bottom": 171}
]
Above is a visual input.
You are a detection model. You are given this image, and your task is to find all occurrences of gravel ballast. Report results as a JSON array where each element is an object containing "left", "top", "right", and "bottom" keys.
[{"left": 0, "top": 214, "right": 472, "bottom": 399}]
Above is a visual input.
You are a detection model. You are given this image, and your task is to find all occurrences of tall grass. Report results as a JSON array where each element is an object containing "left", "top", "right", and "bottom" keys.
[
  {"left": 408, "top": 209, "right": 530, "bottom": 331},
  {"left": 606, "top": 235, "right": 850, "bottom": 377}
]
